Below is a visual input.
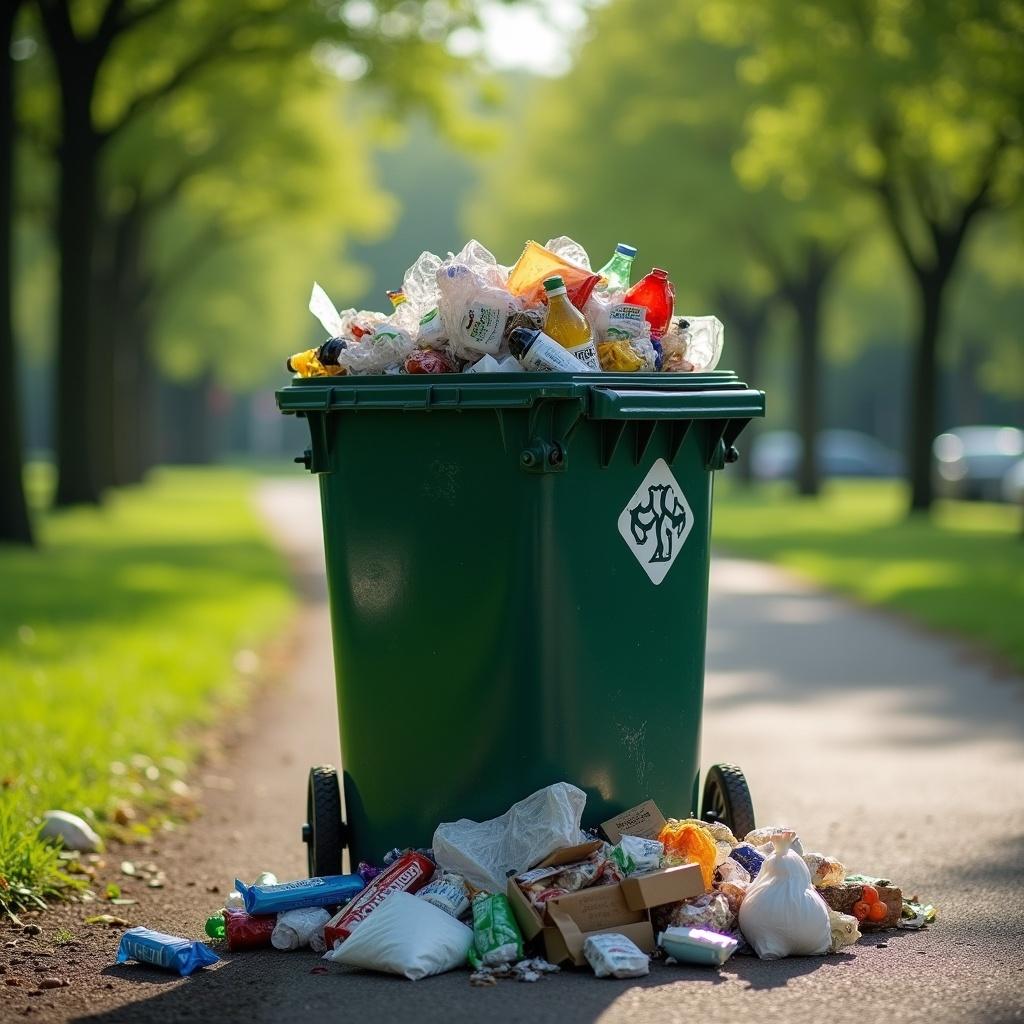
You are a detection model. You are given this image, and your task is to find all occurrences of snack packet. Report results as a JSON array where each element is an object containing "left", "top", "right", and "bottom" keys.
[
  {"left": 417, "top": 873, "right": 471, "bottom": 919},
  {"left": 116, "top": 927, "right": 219, "bottom": 976},
  {"left": 223, "top": 909, "right": 276, "bottom": 952},
  {"left": 582, "top": 933, "right": 649, "bottom": 978},
  {"left": 609, "top": 835, "right": 664, "bottom": 877},
  {"left": 660, "top": 925, "right": 738, "bottom": 966},
  {"left": 467, "top": 893, "right": 524, "bottom": 969},
  {"left": 234, "top": 874, "right": 364, "bottom": 916},
  {"left": 404, "top": 348, "right": 456, "bottom": 374}
]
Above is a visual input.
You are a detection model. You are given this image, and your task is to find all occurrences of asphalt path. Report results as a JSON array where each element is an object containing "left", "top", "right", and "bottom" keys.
[{"left": 4, "top": 478, "right": 1021, "bottom": 1024}]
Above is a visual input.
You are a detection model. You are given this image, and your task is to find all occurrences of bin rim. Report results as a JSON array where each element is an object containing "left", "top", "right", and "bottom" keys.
[{"left": 276, "top": 369, "right": 765, "bottom": 420}]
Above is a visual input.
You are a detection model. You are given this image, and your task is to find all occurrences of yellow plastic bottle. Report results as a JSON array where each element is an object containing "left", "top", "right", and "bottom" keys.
[{"left": 541, "top": 276, "right": 599, "bottom": 370}]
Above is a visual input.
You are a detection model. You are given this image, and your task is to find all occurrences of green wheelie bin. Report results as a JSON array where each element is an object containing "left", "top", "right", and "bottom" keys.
[{"left": 277, "top": 370, "right": 764, "bottom": 874}]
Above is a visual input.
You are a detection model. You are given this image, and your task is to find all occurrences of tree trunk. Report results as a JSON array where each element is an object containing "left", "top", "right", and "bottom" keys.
[
  {"left": 0, "top": 0, "right": 33, "bottom": 543},
  {"left": 716, "top": 292, "right": 769, "bottom": 486},
  {"left": 793, "top": 284, "right": 822, "bottom": 496},
  {"left": 52, "top": 95, "right": 103, "bottom": 506},
  {"left": 907, "top": 272, "right": 945, "bottom": 513}
]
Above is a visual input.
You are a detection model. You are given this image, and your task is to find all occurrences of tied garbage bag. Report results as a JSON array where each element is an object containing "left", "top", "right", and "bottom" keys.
[
  {"left": 737, "top": 831, "right": 831, "bottom": 960},
  {"left": 323, "top": 891, "right": 472, "bottom": 981},
  {"left": 433, "top": 782, "right": 587, "bottom": 893}
]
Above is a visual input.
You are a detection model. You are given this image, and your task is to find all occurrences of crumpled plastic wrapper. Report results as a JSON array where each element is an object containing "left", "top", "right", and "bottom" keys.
[
  {"left": 661, "top": 891, "right": 735, "bottom": 934},
  {"left": 716, "top": 859, "right": 750, "bottom": 886},
  {"left": 271, "top": 907, "right": 331, "bottom": 952},
  {"left": 470, "top": 957, "right": 560, "bottom": 986},
  {"left": 338, "top": 324, "right": 414, "bottom": 374},
  {"left": 658, "top": 820, "right": 719, "bottom": 890},
  {"left": 402, "top": 251, "right": 444, "bottom": 318},
  {"left": 803, "top": 852, "right": 846, "bottom": 889},
  {"left": 828, "top": 910, "right": 861, "bottom": 951},
  {"left": 717, "top": 880, "right": 749, "bottom": 917},
  {"left": 433, "top": 782, "right": 587, "bottom": 893},
  {"left": 745, "top": 827, "right": 804, "bottom": 857},
  {"left": 545, "top": 235, "right": 593, "bottom": 271}
]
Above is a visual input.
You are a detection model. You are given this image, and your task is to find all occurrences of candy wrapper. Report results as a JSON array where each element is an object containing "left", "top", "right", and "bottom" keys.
[
  {"left": 223, "top": 909, "right": 276, "bottom": 952},
  {"left": 660, "top": 891, "right": 734, "bottom": 934},
  {"left": 324, "top": 851, "right": 435, "bottom": 947},
  {"left": 582, "top": 933, "right": 649, "bottom": 978},
  {"left": 417, "top": 873, "right": 471, "bottom": 919},
  {"left": 506, "top": 239, "right": 600, "bottom": 310},
  {"left": 464, "top": 353, "right": 522, "bottom": 374},
  {"left": 234, "top": 874, "right": 365, "bottom": 916},
  {"left": 405, "top": 348, "right": 456, "bottom": 374},
  {"left": 660, "top": 925, "right": 738, "bottom": 967},
  {"left": 730, "top": 843, "right": 765, "bottom": 878},
  {"left": 271, "top": 907, "right": 331, "bottom": 952},
  {"left": 609, "top": 835, "right": 663, "bottom": 877},
  {"left": 467, "top": 893, "right": 524, "bottom": 969},
  {"left": 116, "top": 927, "right": 219, "bottom": 976}
]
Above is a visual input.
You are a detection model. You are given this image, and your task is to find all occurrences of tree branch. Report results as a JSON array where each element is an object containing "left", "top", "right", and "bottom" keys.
[{"left": 92, "top": 0, "right": 128, "bottom": 54}]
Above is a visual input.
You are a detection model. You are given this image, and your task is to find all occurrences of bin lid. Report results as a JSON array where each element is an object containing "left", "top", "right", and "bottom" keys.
[{"left": 276, "top": 370, "right": 764, "bottom": 421}]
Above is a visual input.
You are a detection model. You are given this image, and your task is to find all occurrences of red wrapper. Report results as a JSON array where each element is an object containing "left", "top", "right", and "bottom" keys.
[
  {"left": 324, "top": 852, "right": 434, "bottom": 948},
  {"left": 224, "top": 909, "right": 276, "bottom": 951},
  {"left": 404, "top": 349, "right": 456, "bottom": 374}
]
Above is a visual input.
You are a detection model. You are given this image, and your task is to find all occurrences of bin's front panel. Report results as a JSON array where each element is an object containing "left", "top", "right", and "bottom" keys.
[{"left": 316, "top": 405, "right": 714, "bottom": 863}]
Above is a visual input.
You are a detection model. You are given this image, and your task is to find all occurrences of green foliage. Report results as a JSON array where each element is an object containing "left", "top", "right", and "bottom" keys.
[
  {"left": 0, "top": 467, "right": 293, "bottom": 909},
  {"left": 714, "top": 480, "right": 1024, "bottom": 672}
]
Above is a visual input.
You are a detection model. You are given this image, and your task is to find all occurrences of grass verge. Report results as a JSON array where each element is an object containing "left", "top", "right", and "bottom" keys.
[
  {"left": 713, "top": 479, "right": 1024, "bottom": 674},
  {"left": 0, "top": 468, "right": 293, "bottom": 915}
]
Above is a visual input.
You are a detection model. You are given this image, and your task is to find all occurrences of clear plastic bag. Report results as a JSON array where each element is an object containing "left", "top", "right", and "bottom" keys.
[
  {"left": 432, "top": 782, "right": 587, "bottom": 893},
  {"left": 271, "top": 907, "right": 331, "bottom": 952},
  {"left": 737, "top": 832, "right": 831, "bottom": 959},
  {"left": 436, "top": 245, "right": 517, "bottom": 359},
  {"left": 338, "top": 324, "right": 414, "bottom": 375}
]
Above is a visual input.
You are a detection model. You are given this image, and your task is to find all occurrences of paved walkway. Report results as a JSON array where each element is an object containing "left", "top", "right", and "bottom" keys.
[{"left": 23, "top": 477, "right": 1021, "bottom": 1024}]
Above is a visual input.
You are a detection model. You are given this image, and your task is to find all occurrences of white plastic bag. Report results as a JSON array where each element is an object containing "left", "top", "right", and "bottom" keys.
[
  {"left": 432, "top": 782, "right": 587, "bottom": 893},
  {"left": 271, "top": 907, "right": 331, "bottom": 952},
  {"left": 40, "top": 810, "right": 101, "bottom": 852},
  {"left": 323, "top": 891, "right": 472, "bottom": 980},
  {"left": 737, "top": 832, "right": 831, "bottom": 959},
  {"left": 338, "top": 324, "right": 413, "bottom": 375},
  {"left": 583, "top": 933, "right": 649, "bottom": 978}
]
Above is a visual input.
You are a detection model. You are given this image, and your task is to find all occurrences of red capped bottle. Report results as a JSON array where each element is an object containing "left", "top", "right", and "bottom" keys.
[{"left": 623, "top": 268, "right": 675, "bottom": 340}]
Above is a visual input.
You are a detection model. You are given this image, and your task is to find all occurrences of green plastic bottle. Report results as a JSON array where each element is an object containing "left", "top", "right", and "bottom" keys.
[
  {"left": 597, "top": 243, "right": 637, "bottom": 293},
  {"left": 205, "top": 914, "right": 225, "bottom": 939}
]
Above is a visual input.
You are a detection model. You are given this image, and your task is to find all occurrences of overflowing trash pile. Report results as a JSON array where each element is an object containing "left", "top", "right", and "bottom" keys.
[
  {"left": 286, "top": 238, "right": 725, "bottom": 378},
  {"left": 113, "top": 782, "right": 936, "bottom": 983}
]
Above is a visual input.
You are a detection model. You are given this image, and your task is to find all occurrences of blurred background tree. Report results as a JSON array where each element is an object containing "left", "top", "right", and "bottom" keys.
[{"left": 3, "top": 0, "right": 1022, "bottom": 545}]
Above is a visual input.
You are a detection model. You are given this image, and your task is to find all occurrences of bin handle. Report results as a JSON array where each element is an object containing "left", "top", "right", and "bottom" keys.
[{"left": 588, "top": 386, "right": 765, "bottom": 421}]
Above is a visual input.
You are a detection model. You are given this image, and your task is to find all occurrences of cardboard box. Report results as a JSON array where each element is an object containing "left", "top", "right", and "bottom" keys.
[
  {"left": 620, "top": 864, "right": 704, "bottom": 911},
  {"left": 507, "top": 841, "right": 700, "bottom": 966},
  {"left": 600, "top": 800, "right": 668, "bottom": 844}
]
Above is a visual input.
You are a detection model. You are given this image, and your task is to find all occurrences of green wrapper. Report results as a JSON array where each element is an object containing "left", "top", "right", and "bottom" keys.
[{"left": 467, "top": 892, "right": 524, "bottom": 969}]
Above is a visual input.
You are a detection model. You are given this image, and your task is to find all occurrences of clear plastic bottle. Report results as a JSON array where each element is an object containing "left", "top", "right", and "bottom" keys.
[
  {"left": 597, "top": 243, "right": 637, "bottom": 293},
  {"left": 541, "top": 275, "right": 600, "bottom": 369}
]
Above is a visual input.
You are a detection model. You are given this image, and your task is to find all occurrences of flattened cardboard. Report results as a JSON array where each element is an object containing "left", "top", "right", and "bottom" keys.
[
  {"left": 620, "top": 864, "right": 704, "bottom": 911},
  {"left": 544, "top": 908, "right": 655, "bottom": 967},
  {"left": 601, "top": 800, "right": 668, "bottom": 844},
  {"left": 546, "top": 883, "right": 647, "bottom": 933},
  {"left": 533, "top": 840, "right": 604, "bottom": 870}
]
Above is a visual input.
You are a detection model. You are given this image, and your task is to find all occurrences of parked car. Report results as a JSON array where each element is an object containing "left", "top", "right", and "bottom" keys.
[
  {"left": 1000, "top": 458, "right": 1024, "bottom": 506},
  {"left": 933, "top": 425, "right": 1024, "bottom": 502},
  {"left": 751, "top": 429, "right": 902, "bottom": 481}
]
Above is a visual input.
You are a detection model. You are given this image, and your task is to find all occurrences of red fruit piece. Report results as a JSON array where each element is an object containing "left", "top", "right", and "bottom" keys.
[
  {"left": 852, "top": 901, "right": 871, "bottom": 921},
  {"left": 867, "top": 901, "right": 888, "bottom": 923},
  {"left": 861, "top": 885, "right": 880, "bottom": 904}
]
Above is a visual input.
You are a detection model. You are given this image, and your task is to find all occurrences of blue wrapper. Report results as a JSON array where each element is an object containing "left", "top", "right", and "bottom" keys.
[
  {"left": 116, "top": 927, "right": 219, "bottom": 976},
  {"left": 729, "top": 842, "right": 764, "bottom": 878},
  {"left": 235, "top": 874, "right": 364, "bottom": 915}
]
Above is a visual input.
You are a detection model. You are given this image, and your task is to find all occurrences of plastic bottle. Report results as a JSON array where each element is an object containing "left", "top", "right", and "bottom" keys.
[
  {"left": 508, "top": 326, "right": 595, "bottom": 373},
  {"left": 597, "top": 243, "right": 637, "bottom": 293},
  {"left": 541, "top": 276, "right": 600, "bottom": 369},
  {"left": 624, "top": 268, "right": 675, "bottom": 340},
  {"left": 205, "top": 914, "right": 225, "bottom": 939}
]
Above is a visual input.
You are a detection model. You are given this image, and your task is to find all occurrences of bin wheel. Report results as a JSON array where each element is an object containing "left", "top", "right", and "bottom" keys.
[
  {"left": 304, "top": 765, "right": 345, "bottom": 877},
  {"left": 701, "top": 763, "right": 756, "bottom": 839}
]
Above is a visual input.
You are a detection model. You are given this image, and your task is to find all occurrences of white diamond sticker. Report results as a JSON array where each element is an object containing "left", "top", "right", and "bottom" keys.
[{"left": 617, "top": 458, "right": 694, "bottom": 585}]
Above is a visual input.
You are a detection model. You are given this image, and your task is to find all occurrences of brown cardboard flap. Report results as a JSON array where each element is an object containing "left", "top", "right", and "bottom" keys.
[
  {"left": 546, "top": 884, "right": 646, "bottom": 933},
  {"left": 533, "top": 840, "right": 604, "bottom": 870},
  {"left": 601, "top": 800, "right": 668, "bottom": 844},
  {"left": 544, "top": 906, "right": 655, "bottom": 967},
  {"left": 506, "top": 876, "right": 544, "bottom": 941},
  {"left": 620, "top": 864, "right": 705, "bottom": 910}
]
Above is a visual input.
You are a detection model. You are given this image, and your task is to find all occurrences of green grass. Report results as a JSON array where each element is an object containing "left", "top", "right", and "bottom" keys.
[
  {"left": 713, "top": 479, "right": 1024, "bottom": 673},
  {"left": 0, "top": 468, "right": 294, "bottom": 914}
]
